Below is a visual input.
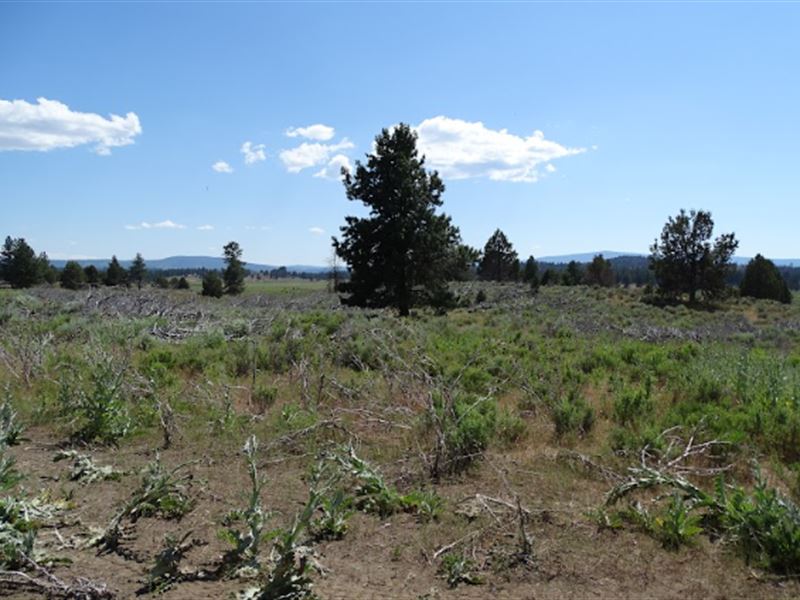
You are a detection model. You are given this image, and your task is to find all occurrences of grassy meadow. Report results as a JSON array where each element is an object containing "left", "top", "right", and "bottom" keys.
[{"left": 1, "top": 281, "right": 800, "bottom": 598}]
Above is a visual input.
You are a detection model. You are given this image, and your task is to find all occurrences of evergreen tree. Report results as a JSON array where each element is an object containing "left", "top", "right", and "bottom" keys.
[
  {"left": 129, "top": 253, "right": 147, "bottom": 289},
  {"left": 650, "top": 209, "right": 738, "bottom": 303},
  {"left": 478, "top": 229, "right": 519, "bottom": 281},
  {"left": 84, "top": 265, "right": 100, "bottom": 286},
  {"left": 105, "top": 256, "right": 128, "bottom": 286},
  {"left": 334, "top": 124, "right": 463, "bottom": 316},
  {"left": 40, "top": 254, "right": 58, "bottom": 284},
  {"left": 222, "top": 241, "right": 246, "bottom": 295},
  {"left": 562, "top": 260, "right": 584, "bottom": 286},
  {"left": 740, "top": 254, "right": 792, "bottom": 304},
  {"left": 201, "top": 271, "right": 224, "bottom": 298},
  {"left": 540, "top": 269, "right": 558, "bottom": 286},
  {"left": 584, "top": 254, "right": 615, "bottom": 287},
  {"left": 522, "top": 255, "right": 539, "bottom": 289},
  {"left": 177, "top": 276, "right": 190, "bottom": 290},
  {"left": 0, "top": 236, "right": 45, "bottom": 288},
  {"left": 445, "top": 244, "right": 481, "bottom": 281},
  {"left": 60, "top": 261, "right": 86, "bottom": 290}
]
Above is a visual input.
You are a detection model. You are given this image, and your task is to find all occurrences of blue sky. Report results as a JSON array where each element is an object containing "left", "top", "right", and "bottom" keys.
[{"left": 1, "top": 2, "right": 799, "bottom": 265}]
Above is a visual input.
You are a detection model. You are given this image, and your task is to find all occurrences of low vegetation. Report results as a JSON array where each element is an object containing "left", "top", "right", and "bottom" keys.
[{"left": 0, "top": 274, "right": 799, "bottom": 597}]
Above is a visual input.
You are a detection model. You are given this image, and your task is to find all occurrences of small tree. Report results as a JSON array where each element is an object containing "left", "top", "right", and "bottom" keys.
[
  {"left": 60, "top": 261, "right": 87, "bottom": 290},
  {"left": 445, "top": 244, "right": 480, "bottom": 282},
  {"left": 0, "top": 236, "right": 46, "bottom": 288},
  {"left": 176, "top": 276, "right": 190, "bottom": 290},
  {"left": 84, "top": 265, "right": 100, "bottom": 286},
  {"left": 540, "top": 269, "right": 558, "bottom": 286},
  {"left": 129, "top": 253, "right": 147, "bottom": 290},
  {"left": 334, "top": 124, "right": 463, "bottom": 316},
  {"left": 740, "top": 254, "right": 792, "bottom": 304},
  {"left": 223, "top": 242, "right": 246, "bottom": 295},
  {"left": 40, "top": 256, "right": 58, "bottom": 285},
  {"left": 650, "top": 209, "right": 738, "bottom": 304},
  {"left": 561, "top": 260, "right": 584, "bottom": 286},
  {"left": 105, "top": 256, "right": 128, "bottom": 287},
  {"left": 478, "top": 229, "right": 519, "bottom": 281},
  {"left": 584, "top": 254, "right": 615, "bottom": 287},
  {"left": 201, "top": 271, "right": 224, "bottom": 298}
]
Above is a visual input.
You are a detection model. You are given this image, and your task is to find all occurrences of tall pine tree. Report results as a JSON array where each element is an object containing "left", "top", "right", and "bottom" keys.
[
  {"left": 334, "top": 124, "right": 464, "bottom": 316},
  {"left": 478, "top": 229, "right": 519, "bottom": 281},
  {"left": 223, "top": 241, "right": 246, "bottom": 295}
]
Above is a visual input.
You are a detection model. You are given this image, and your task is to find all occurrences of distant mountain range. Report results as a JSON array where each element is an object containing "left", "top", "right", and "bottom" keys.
[
  {"left": 539, "top": 251, "right": 800, "bottom": 267},
  {"left": 49, "top": 256, "right": 330, "bottom": 273},
  {"left": 49, "top": 252, "right": 800, "bottom": 273}
]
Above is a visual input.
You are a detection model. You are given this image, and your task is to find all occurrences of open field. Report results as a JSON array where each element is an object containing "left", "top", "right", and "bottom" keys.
[{"left": 2, "top": 284, "right": 800, "bottom": 598}]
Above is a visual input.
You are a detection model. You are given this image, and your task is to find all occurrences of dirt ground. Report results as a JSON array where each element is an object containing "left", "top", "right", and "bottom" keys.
[{"left": 5, "top": 425, "right": 798, "bottom": 600}]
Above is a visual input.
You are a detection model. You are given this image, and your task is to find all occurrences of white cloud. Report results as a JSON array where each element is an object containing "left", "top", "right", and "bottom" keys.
[
  {"left": 309, "top": 227, "right": 325, "bottom": 235},
  {"left": 125, "top": 220, "right": 187, "bottom": 230},
  {"left": 241, "top": 141, "right": 266, "bottom": 165},
  {"left": 279, "top": 138, "right": 354, "bottom": 173},
  {"left": 0, "top": 97, "right": 141, "bottom": 155},
  {"left": 212, "top": 160, "right": 233, "bottom": 173},
  {"left": 413, "top": 116, "right": 585, "bottom": 183},
  {"left": 545, "top": 163, "right": 556, "bottom": 173},
  {"left": 197, "top": 224, "right": 214, "bottom": 231},
  {"left": 313, "top": 154, "right": 352, "bottom": 180},
  {"left": 285, "top": 124, "right": 335, "bottom": 141}
]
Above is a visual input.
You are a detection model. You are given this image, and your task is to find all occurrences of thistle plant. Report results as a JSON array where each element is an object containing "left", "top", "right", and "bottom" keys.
[
  {"left": 54, "top": 450, "right": 122, "bottom": 484},
  {"left": 219, "top": 435, "right": 269, "bottom": 578},
  {"left": 145, "top": 531, "right": 204, "bottom": 593},
  {"left": 92, "top": 455, "right": 195, "bottom": 554},
  {"left": 0, "top": 389, "right": 24, "bottom": 447}
]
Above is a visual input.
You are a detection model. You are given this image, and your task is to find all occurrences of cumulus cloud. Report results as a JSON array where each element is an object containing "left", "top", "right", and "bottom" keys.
[
  {"left": 413, "top": 116, "right": 585, "bottom": 183},
  {"left": 212, "top": 160, "right": 233, "bottom": 173},
  {"left": 197, "top": 224, "right": 214, "bottom": 231},
  {"left": 313, "top": 154, "right": 352, "bottom": 180},
  {"left": 0, "top": 97, "right": 141, "bottom": 155},
  {"left": 241, "top": 141, "right": 266, "bottom": 165},
  {"left": 125, "top": 220, "right": 187, "bottom": 230},
  {"left": 279, "top": 138, "right": 354, "bottom": 173},
  {"left": 285, "top": 124, "right": 335, "bottom": 141},
  {"left": 309, "top": 227, "right": 325, "bottom": 235}
]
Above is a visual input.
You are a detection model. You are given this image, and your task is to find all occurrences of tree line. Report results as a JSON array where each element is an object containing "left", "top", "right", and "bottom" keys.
[
  {"left": 330, "top": 124, "right": 794, "bottom": 312},
  {"left": 1, "top": 124, "right": 795, "bottom": 309}
]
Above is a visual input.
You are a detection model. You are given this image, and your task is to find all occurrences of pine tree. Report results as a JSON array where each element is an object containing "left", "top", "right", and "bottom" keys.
[
  {"left": 201, "top": 271, "right": 224, "bottom": 298},
  {"left": 562, "top": 261, "right": 584, "bottom": 286},
  {"left": 84, "top": 265, "right": 100, "bottom": 286},
  {"left": 740, "top": 254, "right": 792, "bottom": 304},
  {"left": 129, "top": 253, "right": 147, "bottom": 290},
  {"left": 650, "top": 209, "right": 738, "bottom": 303},
  {"left": 584, "top": 254, "right": 615, "bottom": 287},
  {"left": 478, "top": 229, "right": 519, "bottom": 281},
  {"left": 522, "top": 255, "right": 539, "bottom": 290},
  {"left": 222, "top": 242, "right": 246, "bottom": 295},
  {"left": 60, "top": 261, "right": 87, "bottom": 290},
  {"left": 105, "top": 256, "right": 128, "bottom": 286},
  {"left": 0, "top": 236, "right": 45, "bottom": 288},
  {"left": 334, "top": 124, "right": 463, "bottom": 316}
]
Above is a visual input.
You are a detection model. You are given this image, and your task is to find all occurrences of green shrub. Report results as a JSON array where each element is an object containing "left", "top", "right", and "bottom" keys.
[
  {"left": 552, "top": 390, "right": 594, "bottom": 438},
  {"left": 440, "top": 552, "right": 482, "bottom": 588},
  {"left": 495, "top": 407, "right": 527, "bottom": 447},
  {"left": 653, "top": 494, "right": 703, "bottom": 550},
  {"left": 252, "top": 383, "right": 277, "bottom": 413},
  {"left": 431, "top": 391, "right": 497, "bottom": 475},
  {"left": 57, "top": 360, "right": 131, "bottom": 446},
  {"left": 612, "top": 382, "right": 654, "bottom": 427}
]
